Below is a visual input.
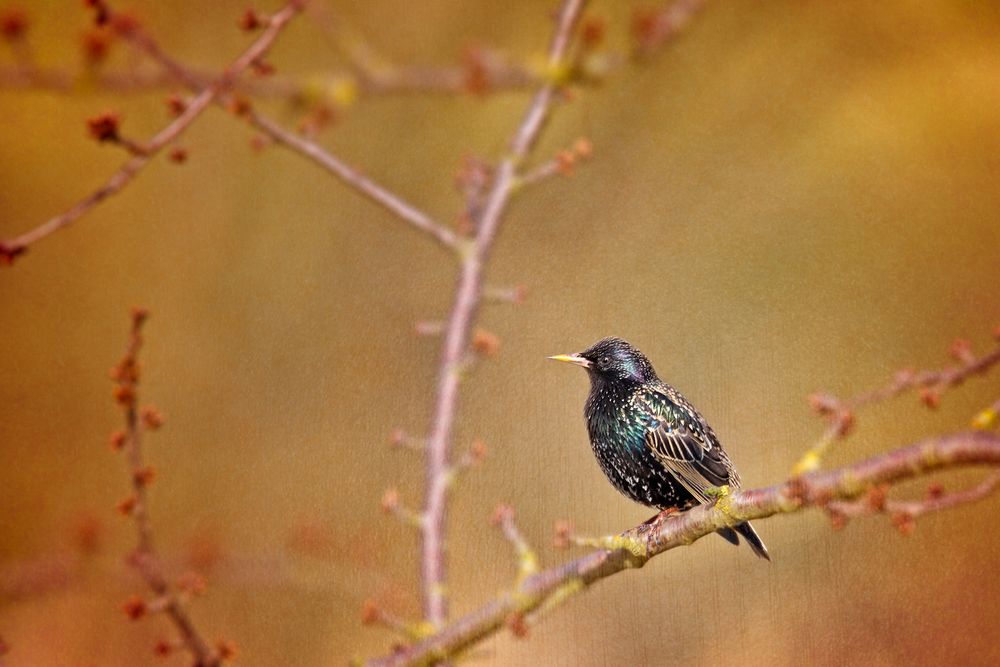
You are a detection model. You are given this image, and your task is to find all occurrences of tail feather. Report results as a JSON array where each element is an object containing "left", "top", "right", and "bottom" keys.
[
  {"left": 734, "top": 521, "right": 771, "bottom": 561},
  {"left": 715, "top": 527, "right": 740, "bottom": 546},
  {"left": 715, "top": 523, "right": 770, "bottom": 561}
]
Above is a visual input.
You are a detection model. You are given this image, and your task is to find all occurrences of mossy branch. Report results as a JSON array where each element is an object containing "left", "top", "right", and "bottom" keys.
[{"left": 365, "top": 431, "right": 1000, "bottom": 667}]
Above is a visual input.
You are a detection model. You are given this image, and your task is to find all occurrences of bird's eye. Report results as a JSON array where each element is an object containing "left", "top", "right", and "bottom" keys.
[{"left": 598, "top": 355, "right": 611, "bottom": 369}]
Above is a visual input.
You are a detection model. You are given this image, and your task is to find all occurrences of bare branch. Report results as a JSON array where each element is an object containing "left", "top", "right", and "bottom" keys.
[
  {"left": 482, "top": 284, "right": 527, "bottom": 305},
  {"left": 827, "top": 470, "right": 1000, "bottom": 533},
  {"left": 419, "top": 0, "right": 588, "bottom": 627},
  {"left": 632, "top": 0, "right": 712, "bottom": 57},
  {"left": 390, "top": 428, "right": 426, "bottom": 453},
  {"left": 452, "top": 439, "right": 488, "bottom": 474},
  {"left": 816, "top": 338, "right": 1000, "bottom": 414},
  {"left": 518, "top": 137, "right": 593, "bottom": 188},
  {"left": 381, "top": 488, "right": 425, "bottom": 529},
  {"left": 891, "top": 470, "right": 1000, "bottom": 517},
  {"left": 94, "top": 5, "right": 459, "bottom": 252},
  {"left": 0, "top": 53, "right": 536, "bottom": 98},
  {"left": 490, "top": 505, "right": 540, "bottom": 583},
  {"left": 367, "top": 431, "right": 1000, "bottom": 666},
  {"left": 413, "top": 321, "right": 445, "bottom": 337},
  {"left": 110, "top": 308, "right": 221, "bottom": 667},
  {"left": 243, "top": 111, "right": 459, "bottom": 250},
  {"left": 0, "top": 2, "right": 304, "bottom": 263},
  {"left": 794, "top": 333, "right": 1000, "bottom": 474},
  {"left": 361, "top": 599, "right": 433, "bottom": 641}
]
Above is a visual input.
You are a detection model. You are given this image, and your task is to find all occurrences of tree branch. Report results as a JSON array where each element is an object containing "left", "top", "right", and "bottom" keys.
[
  {"left": 0, "top": 1, "right": 303, "bottom": 263},
  {"left": 418, "top": 0, "right": 588, "bottom": 628},
  {"left": 243, "top": 111, "right": 459, "bottom": 250},
  {"left": 795, "top": 334, "right": 1000, "bottom": 474},
  {"left": 633, "top": 0, "right": 712, "bottom": 57},
  {"left": 301, "top": 2, "right": 536, "bottom": 96},
  {"left": 110, "top": 308, "right": 222, "bottom": 667},
  {"left": 368, "top": 431, "right": 1000, "bottom": 666},
  {"left": 107, "top": 3, "right": 459, "bottom": 252}
]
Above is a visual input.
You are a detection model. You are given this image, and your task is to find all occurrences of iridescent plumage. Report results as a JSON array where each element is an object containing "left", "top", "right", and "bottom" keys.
[{"left": 551, "top": 337, "right": 770, "bottom": 560}]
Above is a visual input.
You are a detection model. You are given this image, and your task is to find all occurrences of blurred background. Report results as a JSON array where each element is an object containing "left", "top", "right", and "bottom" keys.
[{"left": 1, "top": 0, "right": 999, "bottom": 664}]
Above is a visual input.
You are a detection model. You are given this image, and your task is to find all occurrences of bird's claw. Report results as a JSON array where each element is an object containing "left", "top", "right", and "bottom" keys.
[{"left": 638, "top": 507, "right": 680, "bottom": 535}]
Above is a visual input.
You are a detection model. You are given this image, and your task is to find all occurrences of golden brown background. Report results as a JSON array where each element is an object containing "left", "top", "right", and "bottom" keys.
[{"left": 2, "top": 0, "right": 999, "bottom": 664}]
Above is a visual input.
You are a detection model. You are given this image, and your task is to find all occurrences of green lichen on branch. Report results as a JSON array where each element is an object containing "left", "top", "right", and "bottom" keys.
[{"left": 367, "top": 432, "right": 1000, "bottom": 667}]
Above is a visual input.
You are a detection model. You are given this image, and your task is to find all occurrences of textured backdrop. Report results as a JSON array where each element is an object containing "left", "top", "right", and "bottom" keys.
[{"left": 1, "top": 1, "right": 999, "bottom": 664}]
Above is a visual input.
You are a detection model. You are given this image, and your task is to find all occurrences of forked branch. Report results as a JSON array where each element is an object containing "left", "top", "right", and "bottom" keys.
[
  {"left": 418, "top": 0, "right": 588, "bottom": 627},
  {"left": 0, "top": 1, "right": 304, "bottom": 263}
]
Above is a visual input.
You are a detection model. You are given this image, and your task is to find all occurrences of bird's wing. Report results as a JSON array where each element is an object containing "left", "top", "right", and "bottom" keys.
[{"left": 636, "top": 385, "right": 738, "bottom": 503}]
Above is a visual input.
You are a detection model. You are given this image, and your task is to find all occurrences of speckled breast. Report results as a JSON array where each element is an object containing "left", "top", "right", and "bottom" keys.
[{"left": 585, "top": 386, "right": 698, "bottom": 511}]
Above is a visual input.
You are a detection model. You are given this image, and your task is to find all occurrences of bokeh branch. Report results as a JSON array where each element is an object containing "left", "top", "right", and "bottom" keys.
[
  {"left": 110, "top": 308, "right": 227, "bottom": 667},
  {"left": 367, "top": 431, "right": 1000, "bottom": 666},
  {"left": 632, "top": 0, "right": 711, "bottom": 56},
  {"left": 0, "top": 17, "right": 539, "bottom": 100},
  {"left": 490, "top": 504, "right": 540, "bottom": 584},
  {"left": 795, "top": 332, "right": 1000, "bottom": 475},
  {"left": 110, "top": 8, "right": 458, "bottom": 252},
  {"left": 302, "top": 2, "right": 537, "bottom": 96},
  {"left": 418, "top": 0, "right": 587, "bottom": 627},
  {"left": 1, "top": 2, "right": 459, "bottom": 258},
  {"left": 0, "top": 1, "right": 303, "bottom": 263},
  {"left": 243, "top": 110, "right": 459, "bottom": 250},
  {"left": 827, "top": 470, "right": 1000, "bottom": 532}
]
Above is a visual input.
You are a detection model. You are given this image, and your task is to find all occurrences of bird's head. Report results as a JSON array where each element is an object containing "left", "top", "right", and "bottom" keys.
[{"left": 549, "top": 337, "right": 658, "bottom": 385}]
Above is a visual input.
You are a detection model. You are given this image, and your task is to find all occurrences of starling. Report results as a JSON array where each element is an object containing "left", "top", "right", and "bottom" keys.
[{"left": 549, "top": 336, "right": 770, "bottom": 560}]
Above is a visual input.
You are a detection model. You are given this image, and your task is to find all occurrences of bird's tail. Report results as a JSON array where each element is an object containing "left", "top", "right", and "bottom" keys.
[{"left": 716, "top": 522, "right": 771, "bottom": 561}]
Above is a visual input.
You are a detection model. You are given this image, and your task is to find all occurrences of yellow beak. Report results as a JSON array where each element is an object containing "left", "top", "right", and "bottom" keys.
[{"left": 547, "top": 353, "right": 591, "bottom": 368}]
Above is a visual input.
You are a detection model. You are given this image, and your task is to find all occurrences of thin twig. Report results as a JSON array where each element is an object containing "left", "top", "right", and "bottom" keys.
[
  {"left": 0, "top": 59, "right": 536, "bottom": 97},
  {"left": 518, "top": 137, "right": 593, "bottom": 187},
  {"left": 827, "top": 470, "right": 1000, "bottom": 530},
  {"left": 794, "top": 335, "right": 1000, "bottom": 474},
  {"left": 633, "top": 0, "right": 712, "bottom": 57},
  {"left": 367, "top": 431, "right": 1000, "bottom": 666},
  {"left": 111, "top": 308, "right": 219, "bottom": 667},
  {"left": 820, "top": 341, "right": 1000, "bottom": 413},
  {"left": 245, "top": 111, "right": 459, "bottom": 250},
  {"left": 361, "top": 599, "right": 433, "bottom": 641},
  {"left": 490, "top": 505, "right": 539, "bottom": 583},
  {"left": 0, "top": 2, "right": 303, "bottom": 262},
  {"left": 890, "top": 470, "right": 1000, "bottom": 517},
  {"left": 380, "top": 488, "right": 425, "bottom": 529},
  {"left": 418, "top": 0, "right": 588, "bottom": 628},
  {"left": 0, "top": 65, "right": 181, "bottom": 93},
  {"left": 97, "top": 6, "right": 459, "bottom": 253}
]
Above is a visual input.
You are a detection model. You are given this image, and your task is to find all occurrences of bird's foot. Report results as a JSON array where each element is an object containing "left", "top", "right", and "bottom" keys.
[{"left": 639, "top": 507, "right": 680, "bottom": 536}]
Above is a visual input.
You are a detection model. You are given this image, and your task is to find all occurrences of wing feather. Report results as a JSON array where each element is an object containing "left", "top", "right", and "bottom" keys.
[{"left": 637, "top": 385, "right": 737, "bottom": 503}]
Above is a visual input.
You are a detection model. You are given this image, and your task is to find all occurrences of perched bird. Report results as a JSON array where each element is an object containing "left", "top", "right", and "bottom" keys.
[{"left": 549, "top": 336, "right": 770, "bottom": 560}]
